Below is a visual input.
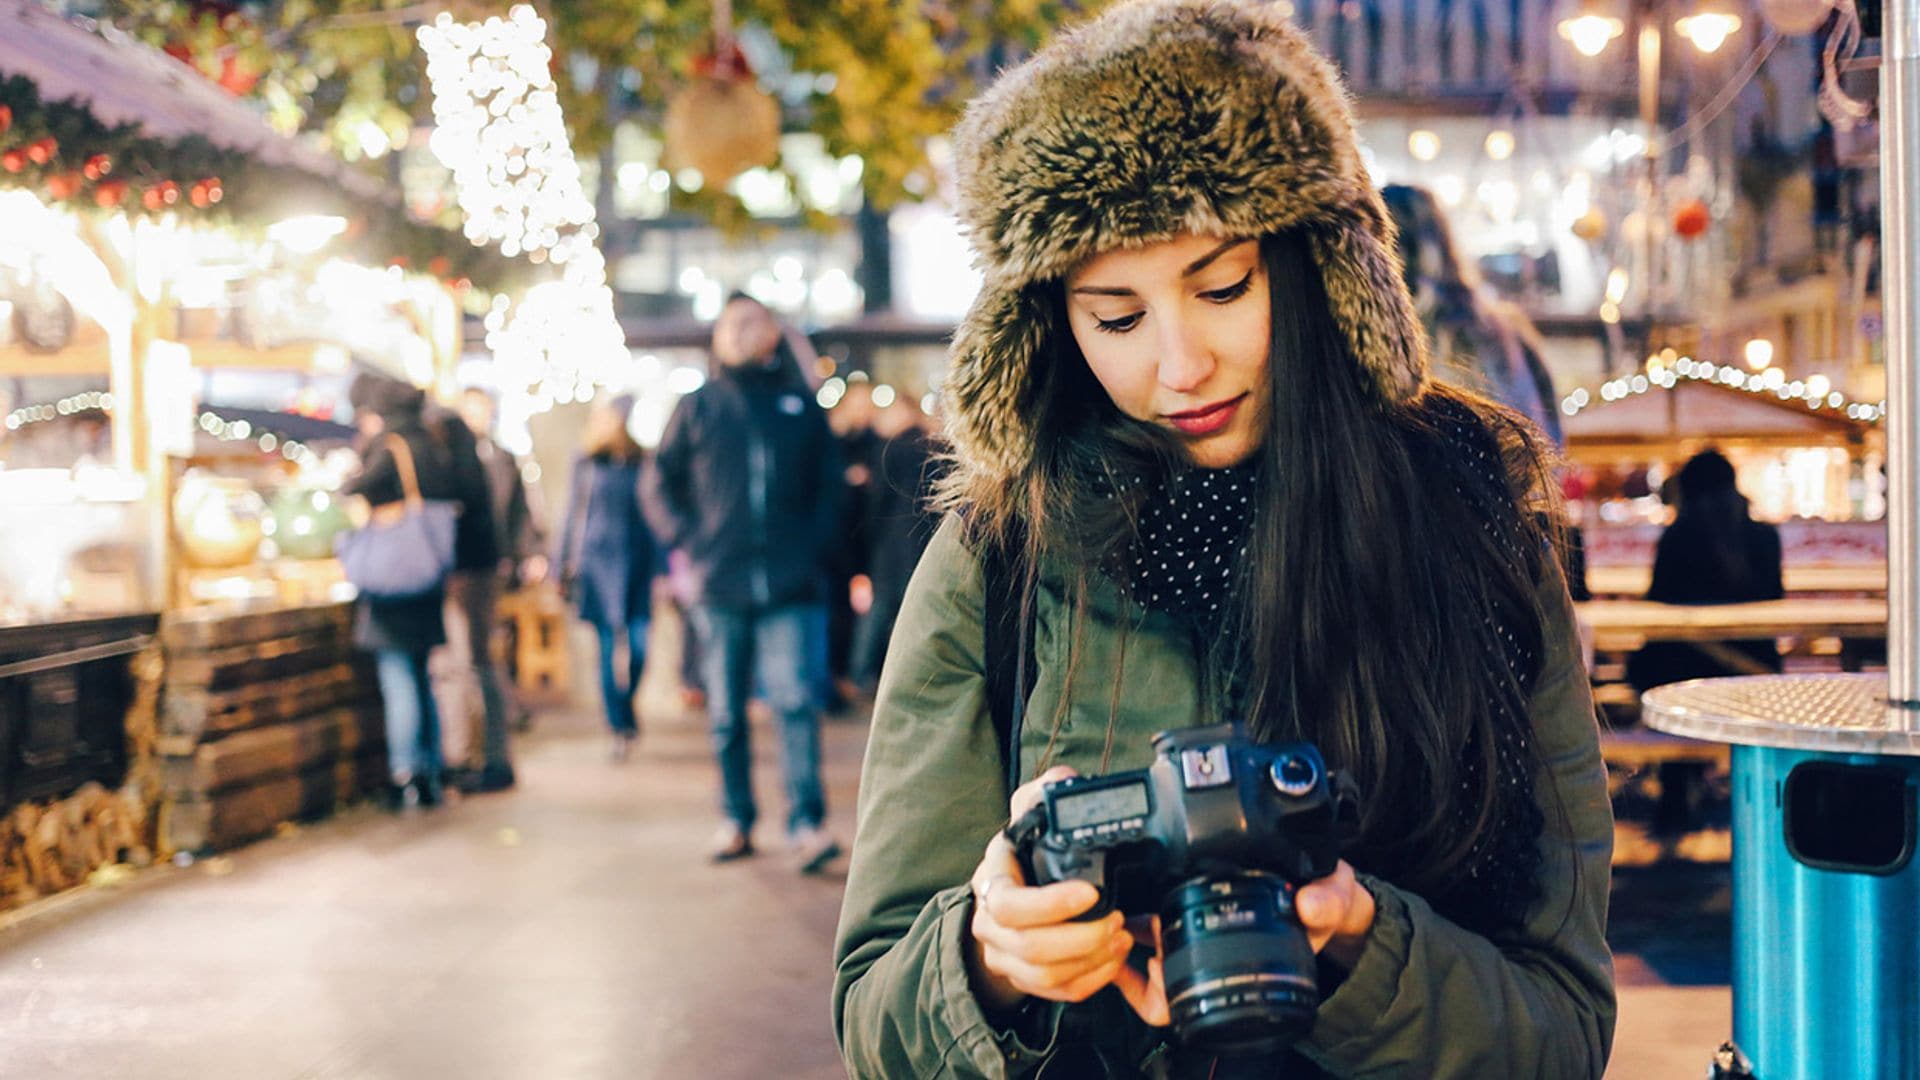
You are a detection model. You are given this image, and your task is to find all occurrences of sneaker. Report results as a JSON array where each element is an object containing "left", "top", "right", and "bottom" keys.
[
  {"left": 609, "top": 732, "right": 636, "bottom": 763},
  {"left": 791, "top": 825, "right": 841, "bottom": 875},
  {"left": 710, "top": 824, "right": 755, "bottom": 863}
]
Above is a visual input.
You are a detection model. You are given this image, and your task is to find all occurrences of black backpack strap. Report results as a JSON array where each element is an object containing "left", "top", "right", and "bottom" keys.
[{"left": 981, "top": 517, "right": 1036, "bottom": 800}]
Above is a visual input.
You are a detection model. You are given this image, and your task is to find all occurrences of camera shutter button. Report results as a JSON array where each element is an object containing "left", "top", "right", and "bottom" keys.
[{"left": 1270, "top": 754, "right": 1319, "bottom": 797}]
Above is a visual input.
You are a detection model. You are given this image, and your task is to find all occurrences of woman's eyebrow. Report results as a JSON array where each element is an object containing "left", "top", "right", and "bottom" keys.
[{"left": 1069, "top": 239, "right": 1253, "bottom": 297}]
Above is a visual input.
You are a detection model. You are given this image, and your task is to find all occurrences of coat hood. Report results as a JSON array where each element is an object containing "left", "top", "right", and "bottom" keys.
[{"left": 941, "top": 0, "right": 1427, "bottom": 505}]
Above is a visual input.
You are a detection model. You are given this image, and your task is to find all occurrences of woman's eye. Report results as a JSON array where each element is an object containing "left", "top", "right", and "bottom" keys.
[
  {"left": 1093, "top": 312, "right": 1144, "bottom": 334},
  {"left": 1202, "top": 270, "right": 1255, "bottom": 304}
]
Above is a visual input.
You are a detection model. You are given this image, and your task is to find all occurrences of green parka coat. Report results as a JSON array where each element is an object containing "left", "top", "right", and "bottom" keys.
[{"left": 832, "top": 513, "right": 1615, "bottom": 1078}]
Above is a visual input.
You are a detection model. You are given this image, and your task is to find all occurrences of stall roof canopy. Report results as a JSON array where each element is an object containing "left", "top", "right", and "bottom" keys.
[
  {"left": 1563, "top": 378, "right": 1873, "bottom": 444},
  {"left": 0, "top": 0, "right": 383, "bottom": 202}
]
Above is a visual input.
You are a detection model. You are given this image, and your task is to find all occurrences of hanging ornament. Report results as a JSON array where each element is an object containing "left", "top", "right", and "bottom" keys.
[
  {"left": 142, "top": 186, "right": 165, "bottom": 211},
  {"left": 1572, "top": 207, "right": 1608, "bottom": 241},
  {"left": 93, "top": 180, "right": 128, "bottom": 209},
  {"left": 1673, "top": 198, "right": 1711, "bottom": 240},
  {"left": 1, "top": 149, "right": 24, "bottom": 174},
  {"left": 159, "top": 180, "right": 181, "bottom": 205},
  {"left": 25, "top": 137, "right": 56, "bottom": 166},
  {"left": 663, "top": 0, "right": 780, "bottom": 188},
  {"left": 204, "top": 177, "right": 223, "bottom": 204},
  {"left": 189, "top": 180, "right": 213, "bottom": 208},
  {"left": 1759, "top": 0, "right": 1835, "bottom": 34},
  {"left": 45, "top": 172, "right": 82, "bottom": 201},
  {"left": 82, "top": 154, "right": 113, "bottom": 180},
  {"left": 0, "top": 104, "right": 11, "bottom": 135}
]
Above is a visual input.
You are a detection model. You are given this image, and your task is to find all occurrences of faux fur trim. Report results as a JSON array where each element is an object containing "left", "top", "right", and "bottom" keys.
[{"left": 942, "top": 0, "right": 1428, "bottom": 510}]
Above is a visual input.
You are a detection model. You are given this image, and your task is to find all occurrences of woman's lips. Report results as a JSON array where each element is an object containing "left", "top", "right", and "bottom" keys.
[{"left": 1165, "top": 394, "right": 1246, "bottom": 436}]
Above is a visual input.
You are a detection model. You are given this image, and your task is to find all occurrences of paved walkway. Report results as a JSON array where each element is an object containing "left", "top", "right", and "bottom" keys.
[{"left": 1, "top": 699, "right": 1730, "bottom": 1079}]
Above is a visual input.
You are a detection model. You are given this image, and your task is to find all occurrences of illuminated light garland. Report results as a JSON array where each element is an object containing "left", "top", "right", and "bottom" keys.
[
  {"left": 5, "top": 392, "right": 113, "bottom": 431},
  {"left": 1561, "top": 356, "right": 1886, "bottom": 422},
  {"left": 196, "top": 412, "right": 322, "bottom": 466},
  {"left": 418, "top": 6, "right": 625, "bottom": 427}
]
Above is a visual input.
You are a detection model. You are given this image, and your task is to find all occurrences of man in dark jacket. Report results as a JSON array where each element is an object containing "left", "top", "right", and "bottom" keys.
[{"left": 643, "top": 293, "right": 846, "bottom": 871}]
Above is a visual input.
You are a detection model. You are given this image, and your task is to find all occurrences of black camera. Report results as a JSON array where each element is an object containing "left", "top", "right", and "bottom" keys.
[{"left": 1006, "top": 723, "right": 1357, "bottom": 1055}]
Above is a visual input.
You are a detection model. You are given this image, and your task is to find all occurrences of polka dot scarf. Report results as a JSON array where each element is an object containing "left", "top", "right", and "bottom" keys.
[{"left": 1126, "top": 463, "right": 1259, "bottom": 619}]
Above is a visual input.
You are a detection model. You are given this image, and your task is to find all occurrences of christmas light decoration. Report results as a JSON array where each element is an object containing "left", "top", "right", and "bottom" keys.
[
  {"left": 1561, "top": 356, "right": 1886, "bottom": 422},
  {"left": 418, "top": 6, "right": 623, "bottom": 423}
]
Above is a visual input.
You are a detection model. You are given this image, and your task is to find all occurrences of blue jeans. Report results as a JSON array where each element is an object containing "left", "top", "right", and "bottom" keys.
[
  {"left": 691, "top": 603, "right": 827, "bottom": 835},
  {"left": 374, "top": 649, "right": 443, "bottom": 784},
  {"left": 594, "top": 615, "right": 649, "bottom": 736}
]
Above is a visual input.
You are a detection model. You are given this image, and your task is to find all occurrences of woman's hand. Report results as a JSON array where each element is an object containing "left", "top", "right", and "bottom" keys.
[
  {"left": 965, "top": 766, "right": 1168, "bottom": 1025},
  {"left": 1295, "top": 859, "right": 1376, "bottom": 969}
]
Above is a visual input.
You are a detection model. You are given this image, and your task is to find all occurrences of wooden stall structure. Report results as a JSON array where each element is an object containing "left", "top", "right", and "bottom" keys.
[{"left": 156, "top": 602, "right": 384, "bottom": 855}]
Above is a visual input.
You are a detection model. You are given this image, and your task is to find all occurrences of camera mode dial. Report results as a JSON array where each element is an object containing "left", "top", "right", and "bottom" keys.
[{"left": 1269, "top": 754, "right": 1319, "bottom": 798}]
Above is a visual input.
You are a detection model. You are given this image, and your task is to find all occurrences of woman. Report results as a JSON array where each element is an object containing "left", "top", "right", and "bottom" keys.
[
  {"left": 557, "top": 394, "right": 657, "bottom": 761},
  {"left": 344, "top": 373, "right": 459, "bottom": 810},
  {"left": 1381, "top": 182, "right": 1563, "bottom": 445},
  {"left": 831, "top": 3, "right": 1615, "bottom": 1077}
]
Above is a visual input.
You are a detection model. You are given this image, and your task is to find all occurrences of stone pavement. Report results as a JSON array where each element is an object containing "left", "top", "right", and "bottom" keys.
[{"left": 0, "top": 699, "right": 1731, "bottom": 1079}]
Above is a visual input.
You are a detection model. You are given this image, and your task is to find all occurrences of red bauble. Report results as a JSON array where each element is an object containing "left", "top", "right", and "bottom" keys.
[
  {"left": 202, "top": 178, "right": 223, "bottom": 204},
  {"left": 159, "top": 181, "right": 181, "bottom": 205},
  {"left": 1, "top": 149, "right": 24, "bottom": 174},
  {"left": 189, "top": 181, "right": 211, "bottom": 209},
  {"left": 428, "top": 255, "right": 451, "bottom": 277},
  {"left": 25, "top": 137, "right": 56, "bottom": 165},
  {"left": 82, "top": 154, "right": 113, "bottom": 180},
  {"left": 45, "top": 172, "right": 82, "bottom": 200},
  {"left": 217, "top": 53, "right": 260, "bottom": 96},
  {"left": 142, "top": 187, "right": 165, "bottom": 211},
  {"left": 0, "top": 105, "right": 11, "bottom": 134},
  {"left": 1673, "top": 199, "right": 1711, "bottom": 240},
  {"left": 93, "top": 180, "right": 128, "bottom": 208}
]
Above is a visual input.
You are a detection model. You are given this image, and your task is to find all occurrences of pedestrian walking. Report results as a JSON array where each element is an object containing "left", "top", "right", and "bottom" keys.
[
  {"left": 643, "top": 292, "right": 846, "bottom": 871},
  {"left": 557, "top": 394, "right": 657, "bottom": 762},
  {"left": 344, "top": 372, "right": 462, "bottom": 811},
  {"left": 849, "top": 394, "right": 941, "bottom": 689},
  {"left": 833, "top": 3, "right": 1614, "bottom": 1076}
]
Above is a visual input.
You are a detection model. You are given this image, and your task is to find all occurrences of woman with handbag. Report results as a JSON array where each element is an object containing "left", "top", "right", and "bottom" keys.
[
  {"left": 557, "top": 394, "right": 658, "bottom": 762},
  {"left": 344, "top": 373, "right": 463, "bottom": 810}
]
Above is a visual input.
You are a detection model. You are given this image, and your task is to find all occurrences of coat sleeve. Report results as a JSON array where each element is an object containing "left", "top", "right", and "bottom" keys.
[
  {"left": 641, "top": 393, "right": 698, "bottom": 551},
  {"left": 1298, "top": 555, "right": 1617, "bottom": 1078},
  {"left": 832, "top": 516, "right": 1044, "bottom": 1079}
]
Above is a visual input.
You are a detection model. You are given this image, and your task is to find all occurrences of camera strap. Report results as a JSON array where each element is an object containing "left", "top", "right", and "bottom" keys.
[{"left": 981, "top": 517, "right": 1037, "bottom": 800}]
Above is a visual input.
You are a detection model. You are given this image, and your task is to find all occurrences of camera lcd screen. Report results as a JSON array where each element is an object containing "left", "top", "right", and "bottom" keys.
[{"left": 1054, "top": 782, "right": 1150, "bottom": 830}]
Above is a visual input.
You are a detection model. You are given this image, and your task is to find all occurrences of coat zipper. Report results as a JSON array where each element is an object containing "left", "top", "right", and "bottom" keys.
[{"left": 747, "top": 420, "right": 771, "bottom": 606}]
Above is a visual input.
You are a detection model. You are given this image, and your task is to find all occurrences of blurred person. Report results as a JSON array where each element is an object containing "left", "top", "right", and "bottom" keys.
[
  {"left": 643, "top": 292, "right": 846, "bottom": 871},
  {"left": 344, "top": 372, "right": 461, "bottom": 811},
  {"left": 443, "top": 387, "right": 540, "bottom": 792},
  {"left": 824, "top": 378, "right": 878, "bottom": 713},
  {"left": 1381, "top": 183, "right": 1562, "bottom": 444},
  {"left": 557, "top": 394, "right": 657, "bottom": 762},
  {"left": 849, "top": 393, "right": 942, "bottom": 688}
]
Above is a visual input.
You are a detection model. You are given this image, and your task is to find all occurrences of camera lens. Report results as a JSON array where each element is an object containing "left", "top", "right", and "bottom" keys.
[
  {"left": 1159, "top": 873, "right": 1318, "bottom": 1055},
  {"left": 1270, "top": 753, "right": 1319, "bottom": 798}
]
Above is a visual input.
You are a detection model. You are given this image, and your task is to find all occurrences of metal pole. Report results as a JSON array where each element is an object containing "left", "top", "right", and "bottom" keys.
[{"left": 1887, "top": 0, "right": 1920, "bottom": 710}]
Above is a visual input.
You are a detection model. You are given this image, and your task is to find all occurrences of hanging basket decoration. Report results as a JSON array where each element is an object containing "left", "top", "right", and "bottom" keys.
[
  {"left": 1673, "top": 198, "right": 1711, "bottom": 240},
  {"left": 663, "top": 2, "right": 779, "bottom": 189},
  {"left": 663, "top": 65, "right": 780, "bottom": 188}
]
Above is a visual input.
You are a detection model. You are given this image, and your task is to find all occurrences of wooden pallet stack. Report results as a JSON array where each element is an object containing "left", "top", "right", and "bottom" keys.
[{"left": 157, "top": 603, "right": 386, "bottom": 855}]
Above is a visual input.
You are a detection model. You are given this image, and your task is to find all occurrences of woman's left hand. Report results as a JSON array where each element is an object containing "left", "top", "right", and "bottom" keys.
[{"left": 1294, "top": 859, "right": 1376, "bottom": 970}]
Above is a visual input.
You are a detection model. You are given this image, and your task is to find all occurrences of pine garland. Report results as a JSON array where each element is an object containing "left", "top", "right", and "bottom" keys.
[{"left": 0, "top": 75, "right": 521, "bottom": 292}]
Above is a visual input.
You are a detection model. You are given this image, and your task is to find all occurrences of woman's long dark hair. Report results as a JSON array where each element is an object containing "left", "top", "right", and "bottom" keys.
[{"left": 1016, "top": 231, "right": 1563, "bottom": 927}]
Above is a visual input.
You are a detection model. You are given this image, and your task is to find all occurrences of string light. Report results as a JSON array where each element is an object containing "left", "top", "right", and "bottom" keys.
[
  {"left": 6, "top": 392, "right": 112, "bottom": 431},
  {"left": 1561, "top": 357, "right": 1885, "bottom": 422},
  {"left": 418, "top": 6, "right": 624, "bottom": 423}
]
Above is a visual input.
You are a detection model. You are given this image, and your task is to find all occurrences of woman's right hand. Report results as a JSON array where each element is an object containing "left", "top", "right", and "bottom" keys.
[{"left": 965, "top": 766, "right": 1168, "bottom": 1025}]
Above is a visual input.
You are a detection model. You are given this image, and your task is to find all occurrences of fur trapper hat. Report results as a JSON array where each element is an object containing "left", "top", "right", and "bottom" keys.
[{"left": 943, "top": 0, "right": 1427, "bottom": 492}]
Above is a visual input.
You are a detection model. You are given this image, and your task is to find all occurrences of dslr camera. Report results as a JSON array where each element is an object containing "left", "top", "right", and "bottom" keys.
[{"left": 1006, "top": 723, "right": 1357, "bottom": 1055}]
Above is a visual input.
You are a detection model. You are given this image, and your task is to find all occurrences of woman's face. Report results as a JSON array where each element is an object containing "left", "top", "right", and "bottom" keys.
[{"left": 1064, "top": 233, "right": 1270, "bottom": 468}]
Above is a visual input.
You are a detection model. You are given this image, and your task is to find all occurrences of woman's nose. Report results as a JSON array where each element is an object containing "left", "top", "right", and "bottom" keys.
[{"left": 1157, "top": 318, "right": 1215, "bottom": 394}]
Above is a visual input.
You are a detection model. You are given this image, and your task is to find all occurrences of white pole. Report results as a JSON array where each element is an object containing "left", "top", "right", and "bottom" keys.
[{"left": 1884, "top": 0, "right": 1920, "bottom": 711}]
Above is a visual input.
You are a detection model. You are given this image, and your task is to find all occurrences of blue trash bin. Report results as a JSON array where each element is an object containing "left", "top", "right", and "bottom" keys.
[{"left": 1645, "top": 674, "right": 1920, "bottom": 1080}]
